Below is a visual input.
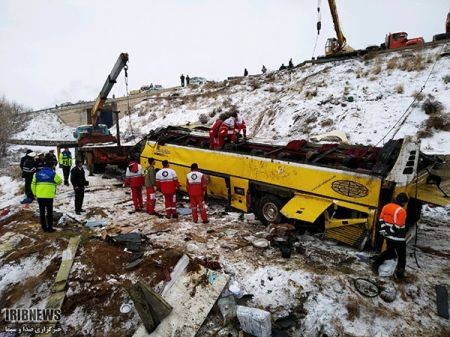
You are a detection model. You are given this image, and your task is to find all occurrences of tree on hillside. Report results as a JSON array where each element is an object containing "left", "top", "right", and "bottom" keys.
[{"left": 0, "top": 96, "right": 29, "bottom": 156}]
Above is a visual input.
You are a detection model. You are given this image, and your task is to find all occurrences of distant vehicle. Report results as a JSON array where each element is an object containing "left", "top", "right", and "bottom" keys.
[
  {"left": 152, "top": 84, "right": 163, "bottom": 90},
  {"left": 189, "top": 77, "right": 207, "bottom": 85},
  {"left": 130, "top": 89, "right": 141, "bottom": 95},
  {"left": 433, "top": 11, "right": 450, "bottom": 41},
  {"left": 382, "top": 32, "right": 424, "bottom": 50},
  {"left": 140, "top": 85, "right": 152, "bottom": 92}
]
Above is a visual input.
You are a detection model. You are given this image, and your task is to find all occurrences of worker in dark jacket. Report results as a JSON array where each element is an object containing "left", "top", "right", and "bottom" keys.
[
  {"left": 45, "top": 149, "right": 58, "bottom": 169},
  {"left": 180, "top": 74, "right": 185, "bottom": 87},
  {"left": 372, "top": 193, "right": 409, "bottom": 279},
  {"left": 186, "top": 75, "right": 190, "bottom": 86},
  {"left": 31, "top": 161, "right": 63, "bottom": 232},
  {"left": 70, "top": 160, "right": 89, "bottom": 215},
  {"left": 144, "top": 158, "right": 157, "bottom": 215},
  {"left": 20, "top": 150, "right": 36, "bottom": 204},
  {"left": 59, "top": 147, "right": 72, "bottom": 186}
]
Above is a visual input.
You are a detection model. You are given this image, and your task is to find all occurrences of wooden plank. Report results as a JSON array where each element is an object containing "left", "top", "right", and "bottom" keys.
[{"left": 36, "top": 236, "right": 81, "bottom": 337}]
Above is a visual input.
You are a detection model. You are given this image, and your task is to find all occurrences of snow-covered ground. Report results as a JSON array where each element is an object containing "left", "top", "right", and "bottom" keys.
[{"left": 1, "top": 44, "right": 450, "bottom": 337}]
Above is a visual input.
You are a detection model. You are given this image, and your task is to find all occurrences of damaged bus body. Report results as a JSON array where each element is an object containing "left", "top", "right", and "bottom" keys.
[{"left": 136, "top": 126, "right": 449, "bottom": 250}]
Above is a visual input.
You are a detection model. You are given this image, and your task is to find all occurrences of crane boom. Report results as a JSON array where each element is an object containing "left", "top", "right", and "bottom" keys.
[
  {"left": 90, "top": 53, "right": 129, "bottom": 127},
  {"left": 328, "top": 0, "right": 346, "bottom": 48},
  {"left": 325, "top": 0, "right": 353, "bottom": 56}
]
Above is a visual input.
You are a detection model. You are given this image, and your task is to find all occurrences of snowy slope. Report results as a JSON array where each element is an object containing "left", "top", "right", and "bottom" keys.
[{"left": 112, "top": 44, "right": 450, "bottom": 154}]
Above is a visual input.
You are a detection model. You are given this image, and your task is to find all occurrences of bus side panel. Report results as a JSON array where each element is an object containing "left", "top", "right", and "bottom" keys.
[{"left": 230, "top": 177, "right": 249, "bottom": 212}]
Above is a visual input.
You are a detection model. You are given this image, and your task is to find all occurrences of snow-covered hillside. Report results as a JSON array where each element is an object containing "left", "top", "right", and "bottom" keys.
[{"left": 115, "top": 44, "right": 450, "bottom": 154}]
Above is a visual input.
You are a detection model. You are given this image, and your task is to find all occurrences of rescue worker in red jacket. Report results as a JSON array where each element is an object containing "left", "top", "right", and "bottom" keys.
[
  {"left": 235, "top": 115, "right": 247, "bottom": 140},
  {"left": 218, "top": 112, "right": 238, "bottom": 148},
  {"left": 156, "top": 160, "right": 180, "bottom": 219},
  {"left": 372, "top": 193, "right": 409, "bottom": 279},
  {"left": 186, "top": 163, "right": 209, "bottom": 224},
  {"left": 125, "top": 159, "right": 144, "bottom": 212},
  {"left": 209, "top": 118, "right": 224, "bottom": 149}
]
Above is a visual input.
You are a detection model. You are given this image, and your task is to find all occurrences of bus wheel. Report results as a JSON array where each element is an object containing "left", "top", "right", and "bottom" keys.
[{"left": 257, "top": 195, "right": 283, "bottom": 225}]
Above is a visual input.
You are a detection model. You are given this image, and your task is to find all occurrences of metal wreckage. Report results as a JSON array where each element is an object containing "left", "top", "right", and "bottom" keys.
[{"left": 131, "top": 125, "right": 449, "bottom": 250}]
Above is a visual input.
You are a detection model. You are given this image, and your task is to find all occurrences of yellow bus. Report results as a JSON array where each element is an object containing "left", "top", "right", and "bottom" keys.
[{"left": 136, "top": 126, "right": 448, "bottom": 249}]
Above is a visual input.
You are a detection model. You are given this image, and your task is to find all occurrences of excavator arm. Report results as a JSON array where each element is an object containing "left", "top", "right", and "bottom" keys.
[
  {"left": 90, "top": 53, "right": 129, "bottom": 127},
  {"left": 325, "top": 0, "right": 353, "bottom": 56}
]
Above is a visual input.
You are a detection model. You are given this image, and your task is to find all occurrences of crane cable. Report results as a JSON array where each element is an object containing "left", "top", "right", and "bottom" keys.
[
  {"left": 123, "top": 65, "right": 135, "bottom": 139},
  {"left": 312, "top": 0, "right": 322, "bottom": 58},
  {"left": 375, "top": 43, "right": 446, "bottom": 147}
]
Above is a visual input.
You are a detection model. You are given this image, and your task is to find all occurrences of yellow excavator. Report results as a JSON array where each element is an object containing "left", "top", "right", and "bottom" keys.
[
  {"left": 318, "top": 0, "right": 354, "bottom": 56},
  {"left": 325, "top": 0, "right": 354, "bottom": 56}
]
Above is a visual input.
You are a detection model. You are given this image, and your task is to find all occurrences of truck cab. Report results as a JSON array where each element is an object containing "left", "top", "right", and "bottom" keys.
[
  {"left": 73, "top": 124, "right": 111, "bottom": 140},
  {"left": 385, "top": 32, "right": 424, "bottom": 49}
]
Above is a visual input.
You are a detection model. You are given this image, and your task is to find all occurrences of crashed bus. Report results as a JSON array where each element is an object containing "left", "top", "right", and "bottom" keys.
[{"left": 134, "top": 126, "right": 449, "bottom": 249}]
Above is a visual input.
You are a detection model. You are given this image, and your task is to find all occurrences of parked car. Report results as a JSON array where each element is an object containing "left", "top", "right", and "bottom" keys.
[{"left": 189, "top": 77, "right": 207, "bottom": 85}]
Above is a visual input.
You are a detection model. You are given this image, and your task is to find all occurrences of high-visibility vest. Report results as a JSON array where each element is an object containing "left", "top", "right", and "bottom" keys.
[
  {"left": 31, "top": 167, "right": 62, "bottom": 198},
  {"left": 379, "top": 202, "right": 407, "bottom": 241}
]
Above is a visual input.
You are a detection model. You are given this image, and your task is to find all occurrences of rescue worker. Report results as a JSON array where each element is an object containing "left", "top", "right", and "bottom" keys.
[
  {"left": 20, "top": 150, "right": 36, "bottom": 204},
  {"left": 180, "top": 74, "right": 185, "bottom": 87},
  {"left": 209, "top": 114, "right": 226, "bottom": 149},
  {"left": 156, "top": 160, "right": 180, "bottom": 219},
  {"left": 59, "top": 146, "right": 72, "bottom": 186},
  {"left": 125, "top": 158, "right": 144, "bottom": 212},
  {"left": 372, "top": 193, "right": 409, "bottom": 279},
  {"left": 31, "top": 160, "right": 62, "bottom": 232},
  {"left": 45, "top": 149, "right": 58, "bottom": 169},
  {"left": 186, "top": 163, "right": 209, "bottom": 224},
  {"left": 70, "top": 160, "right": 89, "bottom": 215},
  {"left": 145, "top": 157, "right": 157, "bottom": 215},
  {"left": 235, "top": 115, "right": 247, "bottom": 140},
  {"left": 218, "top": 112, "right": 238, "bottom": 148}
]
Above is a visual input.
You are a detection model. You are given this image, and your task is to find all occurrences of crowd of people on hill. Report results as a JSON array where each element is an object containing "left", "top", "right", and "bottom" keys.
[{"left": 242, "top": 58, "right": 295, "bottom": 77}]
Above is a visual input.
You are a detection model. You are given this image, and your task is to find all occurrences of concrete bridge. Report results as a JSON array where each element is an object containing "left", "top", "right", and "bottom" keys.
[{"left": 32, "top": 88, "right": 173, "bottom": 127}]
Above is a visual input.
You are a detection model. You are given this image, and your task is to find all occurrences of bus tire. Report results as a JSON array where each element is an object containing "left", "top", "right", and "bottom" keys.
[{"left": 257, "top": 195, "right": 283, "bottom": 225}]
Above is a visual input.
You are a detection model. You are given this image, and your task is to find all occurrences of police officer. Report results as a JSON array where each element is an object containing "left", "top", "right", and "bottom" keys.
[
  {"left": 31, "top": 160, "right": 63, "bottom": 232},
  {"left": 59, "top": 146, "right": 72, "bottom": 186},
  {"left": 20, "top": 150, "right": 36, "bottom": 204},
  {"left": 372, "top": 193, "right": 409, "bottom": 279}
]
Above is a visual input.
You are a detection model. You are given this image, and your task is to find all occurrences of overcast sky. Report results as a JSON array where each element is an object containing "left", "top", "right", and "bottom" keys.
[{"left": 0, "top": 0, "right": 448, "bottom": 110}]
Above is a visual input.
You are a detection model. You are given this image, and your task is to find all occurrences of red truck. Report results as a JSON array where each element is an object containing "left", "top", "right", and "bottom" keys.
[{"left": 381, "top": 32, "right": 424, "bottom": 50}]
